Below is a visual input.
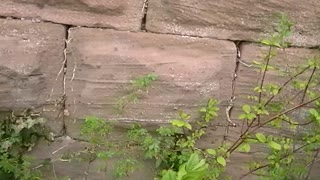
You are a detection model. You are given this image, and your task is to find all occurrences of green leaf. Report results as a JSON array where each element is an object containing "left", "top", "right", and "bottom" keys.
[
  {"left": 247, "top": 113, "right": 257, "bottom": 120},
  {"left": 184, "top": 122, "right": 192, "bottom": 130},
  {"left": 268, "top": 141, "right": 282, "bottom": 150},
  {"left": 239, "top": 114, "right": 247, "bottom": 120},
  {"left": 261, "top": 39, "right": 271, "bottom": 46},
  {"left": 309, "top": 108, "right": 318, "bottom": 117},
  {"left": 238, "top": 143, "right": 250, "bottom": 153},
  {"left": 216, "top": 156, "right": 226, "bottom": 166},
  {"left": 199, "top": 107, "right": 207, "bottom": 113},
  {"left": 171, "top": 120, "right": 185, "bottom": 127},
  {"left": 179, "top": 111, "right": 190, "bottom": 120},
  {"left": 242, "top": 105, "right": 251, "bottom": 114},
  {"left": 256, "top": 133, "right": 267, "bottom": 143},
  {"left": 206, "top": 149, "right": 216, "bottom": 156},
  {"left": 177, "top": 164, "right": 187, "bottom": 180},
  {"left": 283, "top": 144, "right": 290, "bottom": 150},
  {"left": 161, "top": 170, "right": 177, "bottom": 180},
  {"left": 208, "top": 98, "right": 218, "bottom": 107}
]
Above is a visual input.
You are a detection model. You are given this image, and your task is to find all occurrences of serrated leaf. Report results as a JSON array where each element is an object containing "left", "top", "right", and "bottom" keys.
[
  {"left": 256, "top": 133, "right": 267, "bottom": 143},
  {"left": 242, "top": 105, "right": 251, "bottom": 114},
  {"left": 216, "top": 156, "right": 226, "bottom": 166},
  {"left": 268, "top": 141, "right": 282, "bottom": 150}
]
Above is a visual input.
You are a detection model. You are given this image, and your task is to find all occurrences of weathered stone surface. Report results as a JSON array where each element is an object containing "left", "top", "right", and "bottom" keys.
[
  {"left": 233, "top": 43, "right": 320, "bottom": 113},
  {"left": 146, "top": 0, "right": 320, "bottom": 47},
  {"left": 65, "top": 28, "right": 235, "bottom": 123},
  {"left": 0, "top": 18, "right": 65, "bottom": 132},
  {"left": 28, "top": 136, "right": 156, "bottom": 180},
  {"left": 0, "top": 0, "right": 145, "bottom": 31},
  {"left": 231, "top": 43, "right": 320, "bottom": 135}
]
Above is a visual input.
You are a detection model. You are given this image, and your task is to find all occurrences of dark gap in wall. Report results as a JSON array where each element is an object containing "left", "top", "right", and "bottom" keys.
[
  {"left": 58, "top": 25, "right": 72, "bottom": 136},
  {"left": 140, "top": 0, "right": 148, "bottom": 31},
  {"left": 223, "top": 41, "right": 243, "bottom": 141},
  {"left": 232, "top": 41, "right": 242, "bottom": 99},
  {"left": 0, "top": 16, "right": 22, "bottom": 20}
]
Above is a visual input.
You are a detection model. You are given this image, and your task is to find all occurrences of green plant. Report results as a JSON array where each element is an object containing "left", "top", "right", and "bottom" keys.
[
  {"left": 224, "top": 13, "right": 320, "bottom": 179},
  {"left": 59, "top": 14, "right": 319, "bottom": 180},
  {"left": 115, "top": 73, "right": 158, "bottom": 113},
  {"left": 126, "top": 13, "right": 320, "bottom": 180},
  {"left": 65, "top": 116, "right": 140, "bottom": 180},
  {"left": 127, "top": 98, "right": 225, "bottom": 179},
  {"left": 161, "top": 152, "right": 209, "bottom": 180},
  {"left": 114, "top": 158, "right": 139, "bottom": 179},
  {"left": 0, "top": 110, "right": 52, "bottom": 180}
]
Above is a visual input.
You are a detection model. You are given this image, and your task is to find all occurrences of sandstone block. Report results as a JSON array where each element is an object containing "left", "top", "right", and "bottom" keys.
[
  {"left": 66, "top": 28, "right": 235, "bottom": 123},
  {"left": 0, "top": 19, "right": 65, "bottom": 132},
  {"left": 0, "top": 0, "right": 145, "bottom": 31},
  {"left": 231, "top": 43, "right": 320, "bottom": 133},
  {"left": 146, "top": 0, "right": 320, "bottom": 47}
]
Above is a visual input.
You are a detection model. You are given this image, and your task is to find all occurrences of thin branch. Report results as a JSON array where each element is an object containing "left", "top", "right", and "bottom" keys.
[
  {"left": 240, "top": 143, "right": 311, "bottom": 179},
  {"left": 265, "top": 66, "right": 310, "bottom": 106},
  {"left": 258, "top": 46, "right": 273, "bottom": 124},
  {"left": 305, "top": 148, "right": 320, "bottom": 180},
  {"left": 227, "top": 96, "right": 320, "bottom": 154},
  {"left": 252, "top": 96, "right": 320, "bottom": 133},
  {"left": 301, "top": 66, "right": 317, "bottom": 103},
  {"left": 239, "top": 164, "right": 269, "bottom": 179}
]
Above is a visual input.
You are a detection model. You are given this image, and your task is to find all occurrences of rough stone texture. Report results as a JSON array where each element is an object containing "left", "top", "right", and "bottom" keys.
[
  {"left": 0, "top": 18, "right": 65, "bottom": 132},
  {"left": 233, "top": 43, "right": 320, "bottom": 116},
  {"left": 65, "top": 27, "right": 235, "bottom": 123},
  {"left": 230, "top": 43, "right": 320, "bottom": 140},
  {"left": 28, "top": 136, "right": 156, "bottom": 180},
  {"left": 0, "top": 0, "right": 145, "bottom": 31},
  {"left": 146, "top": 0, "right": 320, "bottom": 47}
]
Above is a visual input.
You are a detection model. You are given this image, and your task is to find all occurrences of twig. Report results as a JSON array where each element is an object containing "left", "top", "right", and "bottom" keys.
[
  {"left": 252, "top": 96, "right": 320, "bottom": 133},
  {"left": 257, "top": 46, "right": 272, "bottom": 124},
  {"left": 264, "top": 66, "right": 310, "bottom": 106},
  {"left": 240, "top": 143, "right": 311, "bottom": 179},
  {"left": 301, "top": 66, "right": 317, "bottom": 103},
  {"left": 305, "top": 148, "right": 320, "bottom": 180},
  {"left": 227, "top": 96, "right": 320, "bottom": 154}
]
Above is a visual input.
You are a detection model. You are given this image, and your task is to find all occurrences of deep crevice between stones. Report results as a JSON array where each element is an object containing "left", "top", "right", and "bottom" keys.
[
  {"left": 223, "top": 41, "right": 242, "bottom": 141},
  {"left": 140, "top": 0, "right": 148, "bottom": 31},
  {"left": 58, "top": 25, "right": 72, "bottom": 137}
]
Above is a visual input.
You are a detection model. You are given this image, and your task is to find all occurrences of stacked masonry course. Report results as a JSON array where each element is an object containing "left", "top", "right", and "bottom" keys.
[{"left": 0, "top": 1, "right": 319, "bottom": 179}]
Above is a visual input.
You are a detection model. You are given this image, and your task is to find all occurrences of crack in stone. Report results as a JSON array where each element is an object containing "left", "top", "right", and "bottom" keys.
[
  {"left": 141, "top": 0, "right": 148, "bottom": 30},
  {"left": 58, "top": 25, "right": 73, "bottom": 136},
  {"left": 223, "top": 41, "right": 242, "bottom": 141}
]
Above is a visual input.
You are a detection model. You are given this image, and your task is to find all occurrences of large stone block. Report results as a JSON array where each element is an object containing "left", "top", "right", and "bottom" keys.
[
  {"left": 231, "top": 43, "right": 320, "bottom": 134},
  {"left": 0, "top": 18, "right": 65, "bottom": 132},
  {"left": 146, "top": 0, "right": 320, "bottom": 47},
  {"left": 0, "top": 0, "right": 145, "bottom": 31},
  {"left": 66, "top": 28, "right": 235, "bottom": 123},
  {"left": 233, "top": 43, "right": 320, "bottom": 110}
]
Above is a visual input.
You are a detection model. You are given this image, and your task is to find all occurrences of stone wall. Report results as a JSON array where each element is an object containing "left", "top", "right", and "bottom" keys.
[{"left": 0, "top": 1, "right": 319, "bottom": 179}]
